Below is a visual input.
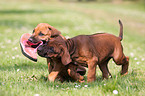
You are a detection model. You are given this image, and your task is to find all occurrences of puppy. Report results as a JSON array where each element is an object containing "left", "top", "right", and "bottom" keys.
[
  {"left": 28, "top": 23, "right": 86, "bottom": 82},
  {"left": 28, "top": 23, "right": 66, "bottom": 43},
  {"left": 37, "top": 20, "right": 129, "bottom": 82},
  {"left": 38, "top": 55, "right": 85, "bottom": 83}
]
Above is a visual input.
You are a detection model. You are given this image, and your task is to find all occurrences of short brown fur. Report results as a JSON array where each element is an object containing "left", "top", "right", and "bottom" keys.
[{"left": 37, "top": 20, "right": 129, "bottom": 82}]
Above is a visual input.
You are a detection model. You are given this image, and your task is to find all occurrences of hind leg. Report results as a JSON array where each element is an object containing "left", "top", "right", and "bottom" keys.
[
  {"left": 113, "top": 54, "right": 129, "bottom": 75},
  {"left": 121, "top": 56, "right": 129, "bottom": 75},
  {"left": 99, "top": 59, "right": 112, "bottom": 79}
]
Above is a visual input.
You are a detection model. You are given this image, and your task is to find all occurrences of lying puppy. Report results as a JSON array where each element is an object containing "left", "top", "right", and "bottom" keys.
[
  {"left": 28, "top": 23, "right": 86, "bottom": 82},
  {"left": 37, "top": 20, "right": 129, "bottom": 82},
  {"left": 38, "top": 54, "right": 85, "bottom": 82}
]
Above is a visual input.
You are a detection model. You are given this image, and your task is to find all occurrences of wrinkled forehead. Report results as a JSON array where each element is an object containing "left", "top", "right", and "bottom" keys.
[{"left": 48, "top": 38, "right": 64, "bottom": 46}]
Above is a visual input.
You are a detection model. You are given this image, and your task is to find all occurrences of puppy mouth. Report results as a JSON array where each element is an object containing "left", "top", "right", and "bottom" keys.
[{"left": 27, "top": 41, "right": 43, "bottom": 48}]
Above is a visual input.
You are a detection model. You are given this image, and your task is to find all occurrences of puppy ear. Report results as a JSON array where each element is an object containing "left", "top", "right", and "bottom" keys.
[
  {"left": 61, "top": 46, "right": 72, "bottom": 65},
  {"left": 48, "top": 25, "right": 61, "bottom": 37}
]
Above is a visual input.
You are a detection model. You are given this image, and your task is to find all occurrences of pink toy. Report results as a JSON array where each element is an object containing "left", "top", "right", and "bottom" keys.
[{"left": 20, "top": 33, "right": 43, "bottom": 62}]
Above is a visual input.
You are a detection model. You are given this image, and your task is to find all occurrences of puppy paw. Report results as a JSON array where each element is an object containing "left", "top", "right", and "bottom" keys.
[
  {"left": 121, "top": 72, "right": 128, "bottom": 76},
  {"left": 79, "top": 80, "right": 85, "bottom": 83}
]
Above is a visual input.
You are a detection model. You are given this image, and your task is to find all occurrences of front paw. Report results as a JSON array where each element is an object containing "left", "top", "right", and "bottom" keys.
[{"left": 48, "top": 76, "right": 55, "bottom": 82}]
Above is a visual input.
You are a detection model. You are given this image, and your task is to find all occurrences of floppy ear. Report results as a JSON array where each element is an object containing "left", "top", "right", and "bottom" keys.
[
  {"left": 48, "top": 25, "right": 61, "bottom": 37},
  {"left": 61, "top": 46, "right": 72, "bottom": 65}
]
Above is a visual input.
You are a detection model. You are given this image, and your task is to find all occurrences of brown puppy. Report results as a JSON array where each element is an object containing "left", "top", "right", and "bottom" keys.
[
  {"left": 39, "top": 55, "right": 85, "bottom": 83},
  {"left": 28, "top": 23, "right": 86, "bottom": 82},
  {"left": 28, "top": 23, "right": 65, "bottom": 43},
  {"left": 37, "top": 20, "right": 129, "bottom": 82}
]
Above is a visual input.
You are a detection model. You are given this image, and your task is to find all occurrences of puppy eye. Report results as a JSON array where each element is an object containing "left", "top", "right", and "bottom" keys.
[
  {"left": 39, "top": 32, "right": 44, "bottom": 36},
  {"left": 48, "top": 27, "right": 51, "bottom": 30}
]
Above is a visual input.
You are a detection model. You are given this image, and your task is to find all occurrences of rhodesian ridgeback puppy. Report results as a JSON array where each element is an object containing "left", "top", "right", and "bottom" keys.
[
  {"left": 37, "top": 20, "right": 129, "bottom": 82},
  {"left": 28, "top": 23, "right": 86, "bottom": 82}
]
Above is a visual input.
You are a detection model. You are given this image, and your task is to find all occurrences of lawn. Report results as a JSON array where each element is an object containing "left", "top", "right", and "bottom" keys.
[{"left": 0, "top": 0, "right": 145, "bottom": 96}]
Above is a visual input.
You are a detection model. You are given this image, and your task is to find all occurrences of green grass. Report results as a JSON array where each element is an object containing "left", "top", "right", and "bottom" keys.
[{"left": 0, "top": 0, "right": 145, "bottom": 96}]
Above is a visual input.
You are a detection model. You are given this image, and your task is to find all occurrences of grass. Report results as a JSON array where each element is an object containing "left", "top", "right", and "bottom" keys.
[{"left": 0, "top": 0, "right": 145, "bottom": 96}]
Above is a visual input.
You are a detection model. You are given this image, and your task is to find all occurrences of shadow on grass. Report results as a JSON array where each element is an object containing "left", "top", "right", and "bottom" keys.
[
  {"left": 37, "top": 74, "right": 104, "bottom": 89},
  {"left": 1, "top": 61, "right": 144, "bottom": 91},
  {"left": 37, "top": 72, "right": 141, "bottom": 91}
]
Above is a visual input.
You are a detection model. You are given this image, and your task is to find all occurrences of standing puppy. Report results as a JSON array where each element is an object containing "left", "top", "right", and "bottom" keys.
[{"left": 37, "top": 20, "right": 129, "bottom": 82}]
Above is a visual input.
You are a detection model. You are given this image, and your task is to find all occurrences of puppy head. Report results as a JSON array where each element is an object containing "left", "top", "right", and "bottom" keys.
[
  {"left": 28, "top": 23, "right": 61, "bottom": 43},
  {"left": 37, "top": 37, "right": 72, "bottom": 65}
]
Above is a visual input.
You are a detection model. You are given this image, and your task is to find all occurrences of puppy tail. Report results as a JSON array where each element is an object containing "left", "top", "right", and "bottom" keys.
[{"left": 118, "top": 20, "right": 123, "bottom": 41}]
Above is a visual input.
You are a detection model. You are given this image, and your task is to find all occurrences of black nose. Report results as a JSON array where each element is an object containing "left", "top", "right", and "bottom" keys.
[{"left": 42, "top": 40, "right": 46, "bottom": 44}]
